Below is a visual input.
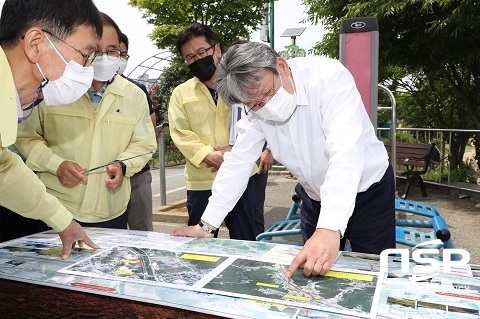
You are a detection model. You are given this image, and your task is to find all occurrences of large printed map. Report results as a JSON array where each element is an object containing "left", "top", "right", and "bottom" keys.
[
  {"left": 202, "top": 258, "right": 380, "bottom": 318},
  {"left": 60, "top": 243, "right": 381, "bottom": 318},
  {"left": 61, "top": 245, "right": 228, "bottom": 289},
  {"left": 1, "top": 229, "right": 479, "bottom": 319}
]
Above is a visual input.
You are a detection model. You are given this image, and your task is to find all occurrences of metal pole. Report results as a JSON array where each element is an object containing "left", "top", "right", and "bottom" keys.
[
  {"left": 155, "top": 123, "right": 169, "bottom": 206},
  {"left": 269, "top": 1, "right": 274, "bottom": 49},
  {"left": 378, "top": 84, "right": 397, "bottom": 192}
]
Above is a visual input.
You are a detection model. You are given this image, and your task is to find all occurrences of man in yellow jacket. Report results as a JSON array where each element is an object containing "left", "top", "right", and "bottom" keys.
[
  {"left": 168, "top": 23, "right": 258, "bottom": 240},
  {"left": 14, "top": 13, "right": 157, "bottom": 230},
  {"left": 0, "top": 0, "right": 102, "bottom": 258}
]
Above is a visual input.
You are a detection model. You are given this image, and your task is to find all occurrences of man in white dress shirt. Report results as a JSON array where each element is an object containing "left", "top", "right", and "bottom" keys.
[{"left": 173, "top": 42, "right": 395, "bottom": 277}]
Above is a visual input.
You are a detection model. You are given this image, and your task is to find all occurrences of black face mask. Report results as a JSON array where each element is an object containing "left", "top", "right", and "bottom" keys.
[{"left": 188, "top": 55, "right": 216, "bottom": 81}]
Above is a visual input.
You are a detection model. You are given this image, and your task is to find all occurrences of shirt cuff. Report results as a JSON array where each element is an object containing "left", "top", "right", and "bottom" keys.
[
  {"left": 44, "top": 208, "right": 73, "bottom": 232},
  {"left": 316, "top": 208, "right": 348, "bottom": 237},
  {"left": 190, "top": 145, "right": 215, "bottom": 168},
  {"left": 46, "top": 154, "right": 66, "bottom": 175},
  {"left": 201, "top": 205, "right": 227, "bottom": 229}
]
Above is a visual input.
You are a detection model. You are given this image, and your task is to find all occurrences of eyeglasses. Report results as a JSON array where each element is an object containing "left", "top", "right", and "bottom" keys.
[
  {"left": 98, "top": 48, "right": 122, "bottom": 60},
  {"left": 184, "top": 43, "right": 216, "bottom": 64},
  {"left": 243, "top": 73, "right": 276, "bottom": 115},
  {"left": 120, "top": 51, "right": 130, "bottom": 62},
  {"left": 42, "top": 30, "right": 100, "bottom": 67}
]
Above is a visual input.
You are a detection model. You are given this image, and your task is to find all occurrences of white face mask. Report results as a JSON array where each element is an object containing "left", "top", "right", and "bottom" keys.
[
  {"left": 93, "top": 55, "right": 121, "bottom": 81},
  {"left": 117, "top": 59, "right": 128, "bottom": 76},
  {"left": 36, "top": 34, "right": 94, "bottom": 106},
  {"left": 254, "top": 74, "right": 297, "bottom": 122}
]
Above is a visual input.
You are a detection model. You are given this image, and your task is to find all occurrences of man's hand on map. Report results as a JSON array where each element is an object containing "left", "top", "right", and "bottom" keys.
[
  {"left": 172, "top": 225, "right": 215, "bottom": 238},
  {"left": 58, "top": 220, "right": 99, "bottom": 260},
  {"left": 285, "top": 228, "right": 340, "bottom": 277}
]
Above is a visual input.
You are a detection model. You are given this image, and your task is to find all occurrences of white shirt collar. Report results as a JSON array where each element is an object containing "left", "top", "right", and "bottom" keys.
[
  {"left": 15, "top": 90, "right": 22, "bottom": 119},
  {"left": 289, "top": 65, "right": 309, "bottom": 107}
]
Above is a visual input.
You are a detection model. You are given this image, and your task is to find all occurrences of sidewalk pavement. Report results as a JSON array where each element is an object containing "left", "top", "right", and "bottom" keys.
[{"left": 152, "top": 172, "right": 300, "bottom": 241}]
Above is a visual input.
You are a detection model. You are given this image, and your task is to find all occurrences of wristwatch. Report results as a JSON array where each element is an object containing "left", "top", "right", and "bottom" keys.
[
  {"left": 118, "top": 161, "right": 126, "bottom": 176},
  {"left": 198, "top": 220, "right": 216, "bottom": 234}
]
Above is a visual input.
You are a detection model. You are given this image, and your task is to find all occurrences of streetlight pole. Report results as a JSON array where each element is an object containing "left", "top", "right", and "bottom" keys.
[{"left": 269, "top": 1, "right": 274, "bottom": 49}]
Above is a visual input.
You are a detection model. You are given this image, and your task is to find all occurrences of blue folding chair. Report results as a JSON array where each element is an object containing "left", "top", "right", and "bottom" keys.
[
  {"left": 256, "top": 194, "right": 303, "bottom": 245},
  {"left": 394, "top": 199, "right": 457, "bottom": 259},
  {"left": 257, "top": 195, "right": 456, "bottom": 258}
]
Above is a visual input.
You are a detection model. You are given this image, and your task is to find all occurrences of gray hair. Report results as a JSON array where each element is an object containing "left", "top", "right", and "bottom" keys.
[{"left": 216, "top": 42, "right": 279, "bottom": 106}]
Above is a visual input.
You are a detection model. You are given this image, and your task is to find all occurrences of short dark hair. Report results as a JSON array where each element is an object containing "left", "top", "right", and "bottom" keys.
[
  {"left": 120, "top": 33, "right": 129, "bottom": 51},
  {"left": 176, "top": 22, "right": 217, "bottom": 55},
  {"left": 100, "top": 12, "right": 122, "bottom": 44},
  {"left": 0, "top": 0, "right": 103, "bottom": 49}
]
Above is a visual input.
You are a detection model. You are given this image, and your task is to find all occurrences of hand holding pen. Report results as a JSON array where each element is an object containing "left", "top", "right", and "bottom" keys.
[
  {"left": 100, "top": 151, "right": 155, "bottom": 190},
  {"left": 57, "top": 160, "right": 88, "bottom": 187},
  {"left": 79, "top": 151, "right": 155, "bottom": 175},
  {"left": 56, "top": 151, "right": 155, "bottom": 188}
]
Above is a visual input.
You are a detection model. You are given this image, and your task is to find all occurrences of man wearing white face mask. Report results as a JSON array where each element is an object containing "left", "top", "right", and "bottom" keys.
[
  {"left": 35, "top": 31, "right": 97, "bottom": 106},
  {"left": 15, "top": 12, "right": 157, "bottom": 230},
  {"left": 0, "top": 0, "right": 102, "bottom": 259},
  {"left": 173, "top": 42, "right": 396, "bottom": 278}
]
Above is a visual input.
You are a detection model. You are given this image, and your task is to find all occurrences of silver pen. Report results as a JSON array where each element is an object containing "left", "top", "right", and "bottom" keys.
[{"left": 80, "top": 150, "right": 155, "bottom": 175}]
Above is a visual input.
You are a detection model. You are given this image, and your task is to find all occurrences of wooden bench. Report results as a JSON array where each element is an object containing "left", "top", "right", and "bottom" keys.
[{"left": 384, "top": 141, "right": 440, "bottom": 199}]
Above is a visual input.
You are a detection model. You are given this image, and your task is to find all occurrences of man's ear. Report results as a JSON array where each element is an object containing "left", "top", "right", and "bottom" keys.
[
  {"left": 22, "top": 28, "right": 44, "bottom": 64},
  {"left": 276, "top": 56, "right": 290, "bottom": 75},
  {"left": 215, "top": 43, "right": 222, "bottom": 60}
]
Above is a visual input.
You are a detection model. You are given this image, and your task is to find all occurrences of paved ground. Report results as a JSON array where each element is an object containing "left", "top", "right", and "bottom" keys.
[
  {"left": 153, "top": 173, "right": 480, "bottom": 265},
  {"left": 399, "top": 181, "right": 480, "bottom": 265}
]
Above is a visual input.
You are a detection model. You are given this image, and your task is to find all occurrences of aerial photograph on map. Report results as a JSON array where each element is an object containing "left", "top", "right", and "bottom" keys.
[
  {"left": 60, "top": 245, "right": 228, "bottom": 289},
  {"left": 201, "top": 258, "right": 381, "bottom": 318},
  {"left": 176, "top": 237, "right": 274, "bottom": 259},
  {"left": 333, "top": 251, "right": 382, "bottom": 272},
  {"left": 0, "top": 241, "right": 99, "bottom": 261}
]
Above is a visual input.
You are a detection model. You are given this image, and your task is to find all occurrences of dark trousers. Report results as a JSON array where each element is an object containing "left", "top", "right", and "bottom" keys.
[
  {"left": 296, "top": 164, "right": 396, "bottom": 254},
  {"left": 253, "top": 172, "right": 268, "bottom": 237},
  {"left": 0, "top": 206, "right": 128, "bottom": 243},
  {"left": 0, "top": 206, "right": 50, "bottom": 242},
  {"left": 187, "top": 175, "right": 256, "bottom": 240},
  {"left": 126, "top": 169, "right": 153, "bottom": 231},
  {"left": 78, "top": 211, "right": 129, "bottom": 229}
]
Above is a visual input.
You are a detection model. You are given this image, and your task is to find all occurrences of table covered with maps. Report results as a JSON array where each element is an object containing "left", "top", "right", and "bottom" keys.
[{"left": 0, "top": 228, "right": 478, "bottom": 318}]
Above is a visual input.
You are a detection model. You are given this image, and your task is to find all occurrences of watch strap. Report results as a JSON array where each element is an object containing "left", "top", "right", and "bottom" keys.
[
  {"left": 118, "top": 161, "right": 126, "bottom": 176},
  {"left": 198, "top": 221, "right": 215, "bottom": 234}
]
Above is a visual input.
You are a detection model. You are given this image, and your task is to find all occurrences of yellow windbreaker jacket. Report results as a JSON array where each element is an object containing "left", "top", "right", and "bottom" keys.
[
  {"left": 15, "top": 76, "right": 157, "bottom": 223},
  {"left": 0, "top": 47, "right": 72, "bottom": 231}
]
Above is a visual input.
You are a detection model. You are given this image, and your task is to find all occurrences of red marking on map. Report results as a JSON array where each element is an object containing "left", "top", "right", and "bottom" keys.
[
  {"left": 71, "top": 282, "right": 115, "bottom": 292},
  {"left": 435, "top": 291, "right": 480, "bottom": 301}
]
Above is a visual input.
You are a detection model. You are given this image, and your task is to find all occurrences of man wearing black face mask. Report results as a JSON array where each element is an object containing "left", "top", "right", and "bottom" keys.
[{"left": 168, "top": 23, "right": 258, "bottom": 241}]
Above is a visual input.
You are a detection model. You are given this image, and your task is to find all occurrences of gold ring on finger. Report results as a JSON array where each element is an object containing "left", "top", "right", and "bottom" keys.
[{"left": 315, "top": 260, "right": 324, "bottom": 267}]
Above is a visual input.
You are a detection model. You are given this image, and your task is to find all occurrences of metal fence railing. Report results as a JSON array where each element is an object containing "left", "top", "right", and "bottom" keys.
[
  {"left": 154, "top": 123, "right": 185, "bottom": 206},
  {"left": 151, "top": 126, "right": 185, "bottom": 169},
  {"left": 377, "top": 127, "right": 480, "bottom": 195},
  {"left": 153, "top": 122, "right": 479, "bottom": 202}
]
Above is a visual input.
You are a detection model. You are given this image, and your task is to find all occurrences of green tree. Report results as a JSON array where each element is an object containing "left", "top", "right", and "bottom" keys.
[
  {"left": 129, "top": 0, "right": 271, "bottom": 123},
  {"left": 393, "top": 69, "right": 475, "bottom": 169},
  {"left": 303, "top": 0, "right": 480, "bottom": 169},
  {"left": 129, "top": 0, "right": 270, "bottom": 50}
]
